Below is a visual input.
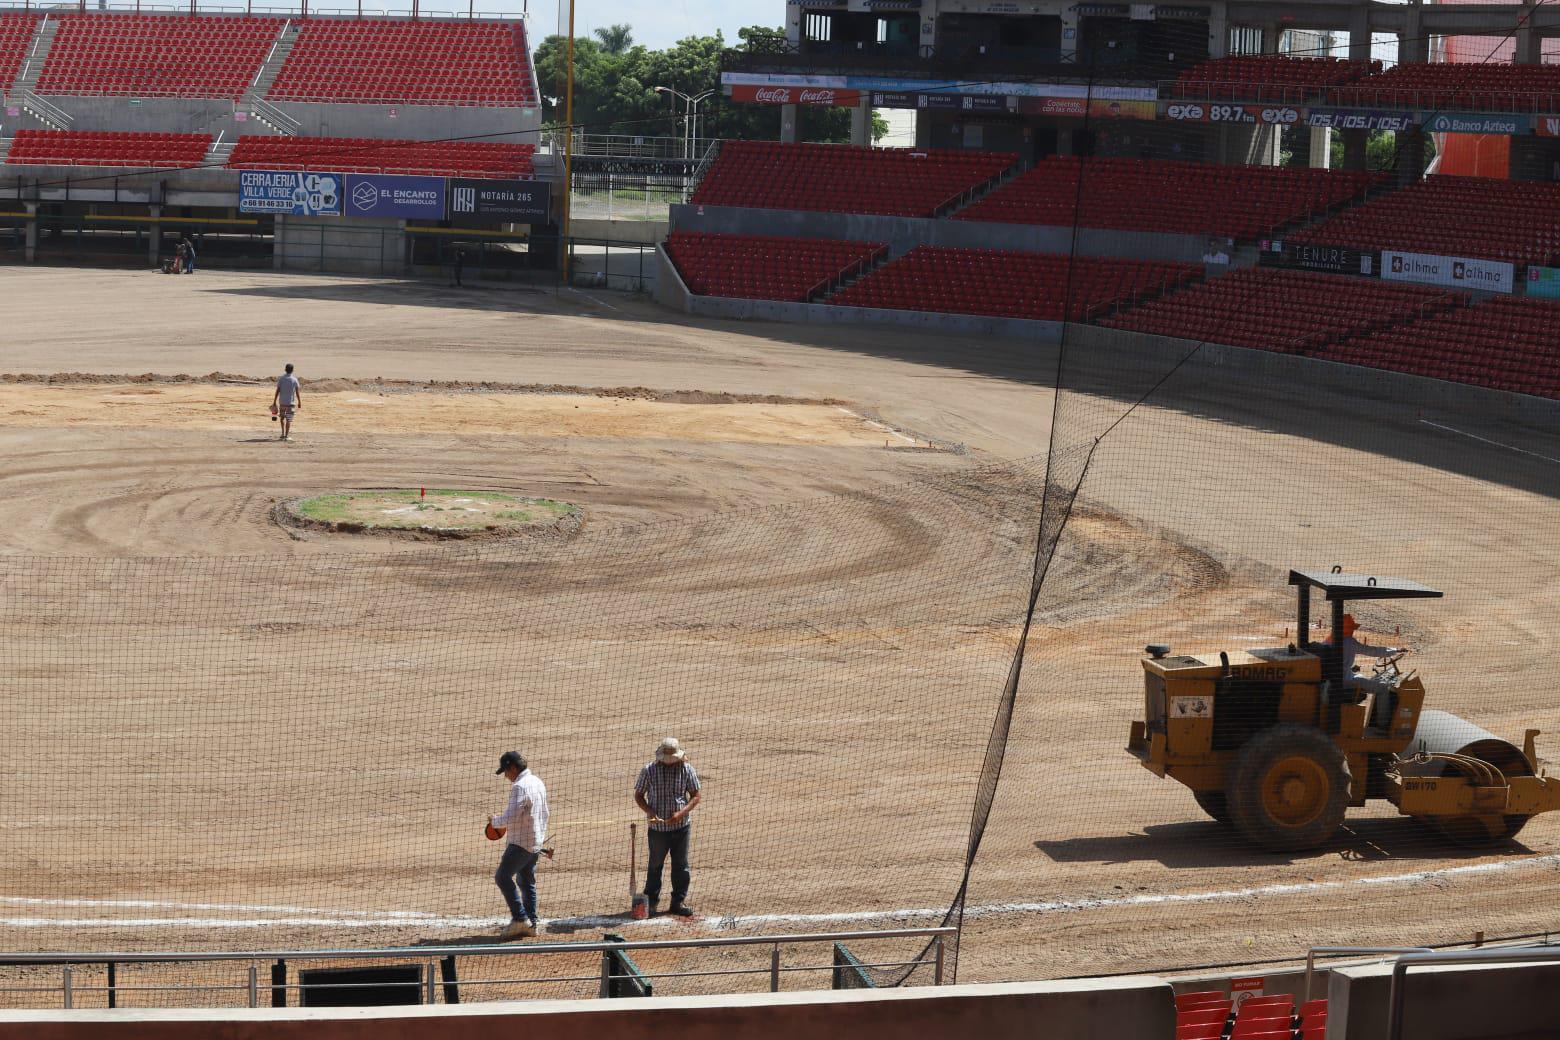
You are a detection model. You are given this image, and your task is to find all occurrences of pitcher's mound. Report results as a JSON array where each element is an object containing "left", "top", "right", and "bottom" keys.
[{"left": 279, "top": 489, "right": 581, "bottom": 540}]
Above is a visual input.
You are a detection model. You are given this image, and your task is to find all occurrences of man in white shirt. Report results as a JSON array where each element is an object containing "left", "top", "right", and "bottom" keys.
[{"left": 491, "top": 750, "right": 549, "bottom": 939}]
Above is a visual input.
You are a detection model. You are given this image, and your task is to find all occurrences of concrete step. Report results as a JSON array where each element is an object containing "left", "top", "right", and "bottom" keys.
[
  {"left": 14, "top": 15, "right": 58, "bottom": 94},
  {"left": 243, "top": 21, "right": 299, "bottom": 109}
]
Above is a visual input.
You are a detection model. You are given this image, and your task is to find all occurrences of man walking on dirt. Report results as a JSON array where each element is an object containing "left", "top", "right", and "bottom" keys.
[
  {"left": 270, "top": 363, "right": 301, "bottom": 442},
  {"left": 492, "top": 750, "right": 549, "bottom": 939},
  {"left": 634, "top": 737, "right": 702, "bottom": 917}
]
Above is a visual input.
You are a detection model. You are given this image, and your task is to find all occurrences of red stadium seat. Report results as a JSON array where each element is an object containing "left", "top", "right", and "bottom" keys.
[
  {"left": 1100, "top": 267, "right": 1463, "bottom": 359},
  {"left": 665, "top": 231, "right": 887, "bottom": 303},
  {"left": 1176, "top": 990, "right": 1231, "bottom": 1010},
  {"left": 1290, "top": 175, "right": 1560, "bottom": 266},
  {"left": 956, "top": 156, "right": 1384, "bottom": 239},
  {"left": 1169, "top": 54, "right": 1379, "bottom": 103},
  {"left": 691, "top": 142, "right": 1017, "bottom": 218},
  {"left": 4, "top": 129, "right": 211, "bottom": 169},
  {"left": 831, "top": 245, "right": 1200, "bottom": 322},
  {"left": 227, "top": 136, "right": 534, "bottom": 179},
  {"left": 1331, "top": 60, "right": 1560, "bottom": 112},
  {"left": 37, "top": 13, "right": 283, "bottom": 101},
  {"left": 268, "top": 19, "right": 536, "bottom": 108},
  {"left": 1317, "top": 295, "right": 1560, "bottom": 399}
]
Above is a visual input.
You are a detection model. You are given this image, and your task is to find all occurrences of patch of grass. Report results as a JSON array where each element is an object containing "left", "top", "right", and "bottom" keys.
[{"left": 293, "top": 490, "right": 577, "bottom": 531}]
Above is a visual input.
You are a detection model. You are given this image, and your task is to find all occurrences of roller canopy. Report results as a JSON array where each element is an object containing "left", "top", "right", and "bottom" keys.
[{"left": 1289, "top": 570, "right": 1444, "bottom": 601}]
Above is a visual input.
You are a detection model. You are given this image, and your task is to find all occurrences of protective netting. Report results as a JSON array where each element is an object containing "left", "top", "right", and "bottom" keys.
[{"left": 2, "top": 454, "right": 1052, "bottom": 980}]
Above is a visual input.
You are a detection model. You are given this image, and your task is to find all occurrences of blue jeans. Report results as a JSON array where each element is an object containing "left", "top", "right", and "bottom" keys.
[
  {"left": 644, "top": 826, "right": 691, "bottom": 906},
  {"left": 495, "top": 843, "right": 539, "bottom": 924}
]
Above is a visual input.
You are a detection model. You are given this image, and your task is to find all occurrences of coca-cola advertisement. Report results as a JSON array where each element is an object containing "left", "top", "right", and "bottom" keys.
[{"left": 730, "top": 84, "right": 861, "bottom": 106}]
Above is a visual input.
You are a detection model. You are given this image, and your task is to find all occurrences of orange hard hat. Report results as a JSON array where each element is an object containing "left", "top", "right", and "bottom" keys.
[{"left": 1341, "top": 613, "right": 1358, "bottom": 637}]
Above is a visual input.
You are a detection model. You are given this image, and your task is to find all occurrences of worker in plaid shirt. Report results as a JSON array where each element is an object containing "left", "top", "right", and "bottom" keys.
[{"left": 634, "top": 737, "right": 702, "bottom": 917}]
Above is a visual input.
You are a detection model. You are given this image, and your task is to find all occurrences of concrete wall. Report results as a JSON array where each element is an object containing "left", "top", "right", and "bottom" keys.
[
  {"left": 572, "top": 218, "right": 668, "bottom": 245},
  {"left": 668, "top": 204, "right": 1211, "bottom": 263},
  {"left": 1328, "top": 959, "right": 1560, "bottom": 1040},
  {"left": 0, "top": 978, "right": 1173, "bottom": 1040}
]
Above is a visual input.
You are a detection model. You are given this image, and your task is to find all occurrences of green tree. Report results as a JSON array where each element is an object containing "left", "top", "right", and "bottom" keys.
[
  {"left": 592, "top": 24, "right": 634, "bottom": 55},
  {"left": 533, "top": 26, "right": 888, "bottom": 144},
  {"left": 1327, "top": 129, "right": 1437, "bottom": 174}
]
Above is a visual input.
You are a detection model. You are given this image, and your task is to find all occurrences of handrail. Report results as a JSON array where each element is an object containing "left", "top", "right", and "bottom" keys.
[
  {"left": 1303, "top": 946, "right": 1431, "bottom": 1001},
  {"left": 0, "top": 926, "right": 956, "bottom": 965},
  {"left": 1388, "top": 946, "right": 1560, "bottom": 1040}
]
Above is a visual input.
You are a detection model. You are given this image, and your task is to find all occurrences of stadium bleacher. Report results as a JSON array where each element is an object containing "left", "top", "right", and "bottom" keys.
[
  {"left": 829, "top": 246, "right": 1199, "bottom": 321},
  {"left": 0, "top": 10, "right": 41, "bottom": 91},
  {"left": 228, "top": 136, "right": 535, "bottom": 178},
  {"left": 1170, "top": 54, "right": 1377, "bottom": 102},
  {"left": 1098, "top": 267, "right": 1461, "bottom": 352},
  {"left": 666, "top": 231, "right": 886, "bottom": 302},
  {"left": 268, "top": 19, "right": 536, "bottom": 107},
  {"left": 1331, "top": 60, "right": 1560, "bottom": 111},
  {"left": 4, "top": 129, "right": 211, "bottom": 168},
  {"left": 1290, "top": 175, "right": 1560, "bottom": 266},
  {"left": 956, "top": 157, "right": 1383, "bottom": 239},
  {"left": 1175, "top": 991, "right": 1327, "bottom": 1040},
  {"left": 1323, "top": 295, "right": 1560, "bottom": 398},
  {"left": 691, "top": 142, "right": 1017, "bottom": 218},
  {"left": 36, "top": 14, "right": 283, "bottom": 101}
]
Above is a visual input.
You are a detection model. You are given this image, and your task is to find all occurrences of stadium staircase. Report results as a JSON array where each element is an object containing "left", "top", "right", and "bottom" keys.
[
  {"left": 936, "top": 159, "right": 1027, "bottom": 221},
  {"left": 242, "top": 21, "right": 301, "bottom": 136},
  {"left": 204, "top": 135, "right": 234, "bottom": 169},
  {"left": 11, "top": 14, "right": 70, "bottom": 131}
]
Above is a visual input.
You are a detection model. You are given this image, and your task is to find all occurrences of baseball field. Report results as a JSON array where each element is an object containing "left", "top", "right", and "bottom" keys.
[{"left": 3, "top": 266, "right": 1557, "bottom": 995}]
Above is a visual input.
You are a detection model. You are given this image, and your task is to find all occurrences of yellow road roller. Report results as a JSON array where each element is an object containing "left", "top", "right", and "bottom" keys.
[{"left": 1127, "top": 568, "right": 1560, "bottom": 851}]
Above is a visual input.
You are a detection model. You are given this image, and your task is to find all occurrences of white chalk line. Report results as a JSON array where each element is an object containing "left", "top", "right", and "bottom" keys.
[
  {"left": 838, "top": 407, "right": 917, "bottom": 445},
  {"left": 7, "top": 852, "right": 1557, "bottom": 931},
  {"left": 1419, "top": 418, "right": 1560, "bottom": 466}
]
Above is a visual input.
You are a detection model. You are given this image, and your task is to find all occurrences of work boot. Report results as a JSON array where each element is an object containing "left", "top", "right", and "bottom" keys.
[
  {"left": 500, "top": 919, "right": 536, "bottom": 939},
  {"left": 667, "top": 903, "right": 695, "bottom": 917}
]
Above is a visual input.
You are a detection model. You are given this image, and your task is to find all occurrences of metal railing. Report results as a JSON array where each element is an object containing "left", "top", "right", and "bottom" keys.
[
  {"left": 0, "top": 927, "right": 954, "bottom": 1009},
  {"left": 1387, "top": 946, "right": 1560, "bottom": 1040},
  {"left": 1302, "top": 946, "right": 1431, "bottom": 1002}
]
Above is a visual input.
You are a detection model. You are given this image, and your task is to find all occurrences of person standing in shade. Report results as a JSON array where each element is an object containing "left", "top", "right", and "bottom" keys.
[
  {"left": 181, "top": 236, "right": 197, "bottom": 274},
  {"left": 634, "top": 737, "right": 702, "bottom": 917},
  {"left": 491, "top": 749, "right": 549, "bottom": 939},
  {"left": 270, "top": 363, "right": 302, "bottom": 442}
]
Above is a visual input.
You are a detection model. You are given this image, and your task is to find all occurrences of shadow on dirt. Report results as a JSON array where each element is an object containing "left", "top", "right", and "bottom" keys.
[{"left": 1034, "top": 816, "right": 1534, "bottom": 869}]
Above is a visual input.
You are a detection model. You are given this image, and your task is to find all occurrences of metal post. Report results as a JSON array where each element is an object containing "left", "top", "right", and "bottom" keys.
[
  {"left": 769, "top": 944, "right": 780, "bottom": 993},
  {"left": 598, "top": 950, "right": 611, "bottom": 998},
  {"left": 62, "top": 966, "right": 72, "bottom": 1009},
  {"left": 933, "top": 937, "right": 945, "bottom": 984},
  {"left": 107, "top": 961, "right": 117, "bottom": 1009},
  {"left": 247, "top": 964, "right": 258, "bottom": 1008},
  {"left": 425, "top": 960, "right": 436, "bottom": 1004}
]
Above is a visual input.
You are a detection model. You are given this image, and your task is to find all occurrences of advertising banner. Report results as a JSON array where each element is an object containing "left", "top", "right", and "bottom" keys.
[
  {"left": 729, "top": 84, "right": 861, "bottom": 106},
  {"left": 1423, "top": 112, "right": 1530, "bottom": 135},
  {"left": 449, "top": 178, "right": 550, "bottom": 223},
  {"left": 1263, "top": 242, "right": 1377, "bottom": 276},
  {"left": 1382, "top": 250, "right": 1514, "bottom": 294},
  {"left": 239, "top": 170, "right": 343, "bottom": 216},
  {"left": 1014, "top": 96, "right": 1157, "bottom": 119},
  {"left": 1526, "top": 265, "right": 1560, "bottom": 299},
  {"left": 1305, "top": 108, "right": 1415, "bottom": 132},
  {"left": 1164, "top": 102, "right": 1302, "bottom": 125},
  {"left": 1534, "top": 115, "right": 1560, "bottom": 137},
  {"left": 344, "top": 174, "right": 446, "bottom": 220}
]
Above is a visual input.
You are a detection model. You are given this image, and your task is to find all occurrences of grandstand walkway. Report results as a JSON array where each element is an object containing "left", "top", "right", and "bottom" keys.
[
  {"left": 10, "top": 13, "right": 54, "bottom": 95},
  {"left": 240, "top": 21, "right": 301, "bottom": 136}
]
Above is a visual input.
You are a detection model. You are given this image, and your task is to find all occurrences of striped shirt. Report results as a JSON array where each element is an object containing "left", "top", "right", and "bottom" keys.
[{"left": 635, "top": 761, "right": 700, "bottom": 832}]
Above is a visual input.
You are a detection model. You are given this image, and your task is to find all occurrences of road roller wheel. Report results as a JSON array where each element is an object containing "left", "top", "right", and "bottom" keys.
[
  {"left": 1229, "top": 725, "right": 1351, "bottom": 852},
  {"left": 1423, "top": 813, "right": 1532, "bottom": 846},
  {"left": 1193, "top": 791, "right": 1232, "bottom": 824}
]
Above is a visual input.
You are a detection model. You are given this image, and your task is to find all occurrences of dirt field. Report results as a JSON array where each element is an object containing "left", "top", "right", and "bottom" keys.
[{"left": 2, "top": 266, "right": 1557, "bottom": 997}]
